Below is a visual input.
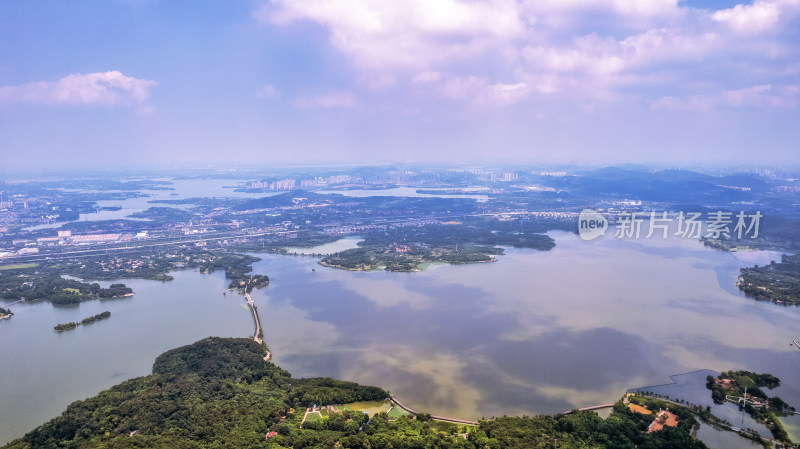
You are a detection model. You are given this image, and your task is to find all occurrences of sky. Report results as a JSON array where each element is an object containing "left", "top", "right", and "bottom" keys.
[{"left": 0, "top": 0, "right": 798, "bottom": 172}]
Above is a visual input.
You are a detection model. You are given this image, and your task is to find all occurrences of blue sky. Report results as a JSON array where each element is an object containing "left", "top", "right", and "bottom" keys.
[{"left": 1, "top": 0, "right": 798, "bottom": 171}]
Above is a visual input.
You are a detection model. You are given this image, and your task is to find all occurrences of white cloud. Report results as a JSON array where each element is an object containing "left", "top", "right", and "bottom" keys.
[
  {"left": 293, "top": 91, "right": 357, "bottom": 109},
  {"left": 257, "top": 84, "right": 278, "bottom": 98},
  {"left": 721, "top": 84, "right": 798, "bottom": 107},
  {"left": 530, "top": 0, "right": 680, "bottom": 17},
  {"left": 652, "top": 84, "right": 799, "bottom": 110},
  {"left": 420, "top": 75, "right": 531, "bottom": 105},
  {"left": 412, "top": 71, "right": 443, "bottom": 83},
  {"left": 440, "top": 75, "right": 488, "bottom": 100},
  {"left": 712, "top": 1, "right": 781, "bottom": 33},
  {"left": 0, "top": 71, "right": 156, "bottom": 106},
  {"left": 486, "top": 82, "right": 531, "bottom": 104},
  {"left": 258, "top": 0, "right": 800, "bottom": 110},
  {"left": 258, "top": 0, "right": 524, "bottom": 70}
]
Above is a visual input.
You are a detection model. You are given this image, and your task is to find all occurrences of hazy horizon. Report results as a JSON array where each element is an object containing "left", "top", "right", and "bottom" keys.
[{"left": 1, "top": 1, "right": 799, "bottom": 171}]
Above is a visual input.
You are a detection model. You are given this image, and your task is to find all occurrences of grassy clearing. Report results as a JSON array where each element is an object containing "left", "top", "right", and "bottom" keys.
[
  {"left": 429, "top": 420, "right": 460, "bottom": 433},
  {"left": 0, "top": 263, "right": 38, "bottom": 270},
  {"left": 340, "top": 400, "right": 392, "bottom": 416},
  {"left": 388, "top": 405, "right": 412, "bottom": 419}
]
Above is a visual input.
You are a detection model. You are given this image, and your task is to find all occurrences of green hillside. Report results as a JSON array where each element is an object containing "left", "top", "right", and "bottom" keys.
[{"left": 2, "top": 338, "right": 706, "bottom": 449}]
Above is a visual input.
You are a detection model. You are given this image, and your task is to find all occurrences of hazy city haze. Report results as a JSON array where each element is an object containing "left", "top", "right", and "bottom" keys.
[{"left": 1, "top": 0, "right": 799, "bottom": 171}]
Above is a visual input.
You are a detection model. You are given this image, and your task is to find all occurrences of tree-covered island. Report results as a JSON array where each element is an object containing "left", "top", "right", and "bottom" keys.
[
  {"left": 54, "top": 311, "right": 111, "bottom": 332},
  {"left": 320, "top": 222, "right": 555, "bottom": 272},
  {"left": 706, "top": 370, "right": 796, "bottom": 443},
  {"left": 738, "top": 254, "right": 800, "bottom": 305},
  {"left": 0, "top": 267, "right": 133, "bottom": 305}
]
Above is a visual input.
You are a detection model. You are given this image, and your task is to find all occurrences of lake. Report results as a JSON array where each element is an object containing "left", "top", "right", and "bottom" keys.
[
  {"left": 0, "top": 270, "right": 251, "bottom": 443},
  {"left": 2, "top": 229, "right": 799, "bottom": 445},
  {"left": 250, "top": 232, "right": 799, "bottom": 426},
  {"left": 22, "top": 179, "right": 276, "bottom": 230}
]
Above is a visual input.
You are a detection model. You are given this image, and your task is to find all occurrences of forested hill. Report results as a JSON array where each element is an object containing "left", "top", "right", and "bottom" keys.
[
  {"left": 2, "top": 338, "right": 387, "bottom": 449},
  {"left": 3, "top": 338, "right": 707, "bottom": 449}
]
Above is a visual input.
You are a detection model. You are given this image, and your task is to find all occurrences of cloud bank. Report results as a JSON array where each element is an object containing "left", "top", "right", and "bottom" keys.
[
  {"left": 258, "top": 0, "right": 800, "bottom": 110},
  {"left": 0, "top": 71, "right": 156, "bottom": 107}
]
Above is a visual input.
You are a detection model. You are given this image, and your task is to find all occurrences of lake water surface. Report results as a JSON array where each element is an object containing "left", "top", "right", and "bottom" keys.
[{"left": 2, "top": 229, "right": 799, "bottom": 445}]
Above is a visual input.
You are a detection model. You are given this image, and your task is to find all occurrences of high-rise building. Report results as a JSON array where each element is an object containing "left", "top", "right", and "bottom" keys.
[{"left": 0, "top": 182, "right": 12, "bottom": 209}]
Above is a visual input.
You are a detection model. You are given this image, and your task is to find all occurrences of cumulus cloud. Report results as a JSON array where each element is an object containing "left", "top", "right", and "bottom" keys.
[
  {"left": 412, "top": 71, "right": 444, "bottom": 83},
  {"left": 257, "top": 84, "right": 278, "bottom": 98},
  {"left": 257, "top": 0, "right": 524, "bottom": 70},
  {"left": 652, "top": 84, "right": 800, "bottom": 110},
  {"left": 0, "top": 71, "right": 156, "bottom": 106},
  {"left": 258, "top": 0, "right": 800, "bottom": 110},
  {"left": 417, "top": 74, "right": 531, "bottom": 106},
  {"left": 292, "top": 91, "right": 357, "bottom": 109},
  {"left": 712, "top": 1, "right": 781, "bottom": 33}
]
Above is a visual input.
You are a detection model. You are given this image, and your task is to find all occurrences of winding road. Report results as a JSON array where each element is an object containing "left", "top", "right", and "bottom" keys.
[
  {"left": 244, "top": 292, "right": 263, "bottom": 345},
  {"left": 389, "top": 394, "right": 478, "bottom": 425}
]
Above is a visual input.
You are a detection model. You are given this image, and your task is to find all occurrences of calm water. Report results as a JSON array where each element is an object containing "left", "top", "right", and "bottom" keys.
[
  {"left": 2, "top": 231, "right": 799, "bottom": 445},
  {"left": 283, "top": 236, "right": 363, "bottom": 255},
  {"left": 696, "top": 423, "right": 763, "bottom": 449},
  {"left": 628, "top": 370, "right": 777, "bottom": 441},
  {"left": 317, "top": 187, "right": 489, "bottom": 201},
  {"left": 0, "top": 270, "right": 252, "bottom": 444},
  {"left": 22, "top": 179, "right": 276, "bottom": 230},
  {"left": 252, "top": 231, "right": 799, "bottom": 441},
  {"left": 24, "top": 183, "right": 488, "bottom": 231}
]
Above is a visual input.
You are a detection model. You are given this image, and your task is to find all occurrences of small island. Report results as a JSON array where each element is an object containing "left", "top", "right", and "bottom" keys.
[
  {"left": 55, "top": 311, "right": 111, "bottom": 332},
  {"left": 320, "top": 223, "right": 555, "bottom": 272},
  {"left": 228, "top": 274, "right": 269, "bottom": 293},
  {"left": 0, "top": 266, "right": 134, "bottom": 305},
  {"left": 706, "top": 370, "right": 796, "bottom": 442},
  {"left": 0, "top": 306, "right": 14, "bottom": 319},
  {"left": 320, "top": 243, "right": 500, "bottom": 272},
  {"left": 737, "top": 254, "right": 800, "bottom": 305}
]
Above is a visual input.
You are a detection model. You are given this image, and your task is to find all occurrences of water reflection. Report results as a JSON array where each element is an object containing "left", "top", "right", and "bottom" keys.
[
  {"left": 2, "top": 231, "right": 798, "bottom": 446},
  {"left": 253, "top": 231, "right": 799, "bottom": 423}
]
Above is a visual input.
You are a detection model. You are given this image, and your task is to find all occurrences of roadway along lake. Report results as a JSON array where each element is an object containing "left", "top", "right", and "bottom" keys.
[{"left": 2, "top": 231, "right": 799, "bottom": 445}]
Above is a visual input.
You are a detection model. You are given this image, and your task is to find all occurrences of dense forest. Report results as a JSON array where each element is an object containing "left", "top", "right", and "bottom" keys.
[
  {"left": 0, "top": 250, "right": 268, "bottom": 303},
  {"left": 320, "top": 220, "right": 555, "bottom": 272},
  {"left": 0, "top": 266, "right": 132, "bottom": 304},
  {"left": 738, "top": 254, "right": 800, "bottom": 305},
  {"left": 320, "top": 243, "right": 501, "bottom": 272},
  {"left": 3, "top": 338, "right": 711, "bottom": 449},
  {"left": 53, "top": 321, "right": 77, "bottom": 332},
  {"left": 230, "top": 274, "right": 270, "bottom": 292},
  {"left": 81, "top": 310, "right": 111, "bottom": 325},
  {"left": 54, "top": 311, "right": 112, "bottom": 331}
]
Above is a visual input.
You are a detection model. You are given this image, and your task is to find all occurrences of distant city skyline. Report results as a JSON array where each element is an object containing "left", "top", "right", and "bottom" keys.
[{"left": 1, "top": 0, "right": 799, "bottom": 172}]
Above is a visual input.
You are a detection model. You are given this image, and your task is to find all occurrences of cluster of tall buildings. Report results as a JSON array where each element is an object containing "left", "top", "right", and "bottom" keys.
[
  {"left": 248, "top": 179, "right": 296, "bottom": 191},
  {"left": 0, "top": 183, "right": 12, "bottom": 209},
  {"left": 249, "top": 175, "right": 353, "bottom": 191}
]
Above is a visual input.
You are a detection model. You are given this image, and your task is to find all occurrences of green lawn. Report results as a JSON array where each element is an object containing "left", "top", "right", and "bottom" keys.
[
  {"left": 0, "top": 263, "right": 38, "bottom": 270},
  {"left": 340, "top": 400, "right": 392, "bottom": 416},
  {"left": 387, "top": 405, "right": 412, "bottom": 419},
  {"left": 429, "top": 420, "right": 460, "bottom": 433}
]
